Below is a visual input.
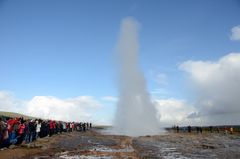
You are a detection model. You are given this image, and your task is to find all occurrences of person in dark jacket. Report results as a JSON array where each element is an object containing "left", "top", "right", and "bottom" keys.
[{"left": 187, "top": 125, "right": 191, "bottom": 133}]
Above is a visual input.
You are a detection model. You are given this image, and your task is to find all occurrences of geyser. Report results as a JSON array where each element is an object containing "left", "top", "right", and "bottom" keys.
[{"left": 114, "top": 17, "right": 160, "bottom": 136}]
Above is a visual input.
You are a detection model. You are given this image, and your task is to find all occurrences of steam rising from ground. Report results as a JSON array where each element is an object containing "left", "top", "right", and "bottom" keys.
[{"left": 113, "top": 17, "right": 160, "bottom": 136}]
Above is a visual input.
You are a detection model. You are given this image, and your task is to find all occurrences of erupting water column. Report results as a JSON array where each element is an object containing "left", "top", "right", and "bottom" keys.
[{"left": 114, "top": 17, "right": 160, "bottom": 136}]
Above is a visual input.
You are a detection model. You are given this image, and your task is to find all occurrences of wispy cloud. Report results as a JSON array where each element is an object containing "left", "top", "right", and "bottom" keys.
[
  {"left": 101, "top": 96, "right": 118, "bottom": 102},
  {"left": 155, "top": 73, "right": 168, "bottom": 85},
  {"left": 230, "top": 25, "right": 240, "bottom": 41}
]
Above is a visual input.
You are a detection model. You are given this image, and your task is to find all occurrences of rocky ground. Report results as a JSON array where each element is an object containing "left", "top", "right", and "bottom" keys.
[{"left": 0, "top": 128, "right": 240, "bottom": 159}]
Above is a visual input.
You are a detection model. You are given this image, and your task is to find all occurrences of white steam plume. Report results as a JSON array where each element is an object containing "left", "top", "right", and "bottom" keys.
[{"left": 113, "top": 17, "right": 160, "bottom": 136}]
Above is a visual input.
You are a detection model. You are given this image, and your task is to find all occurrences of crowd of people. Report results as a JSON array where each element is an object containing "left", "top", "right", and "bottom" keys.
[
  {"left": 172, "top": 125, "right": 235, "bottom": 134},
  {"left": 0, "top": 116, "right": 92, "bottom": 149}
]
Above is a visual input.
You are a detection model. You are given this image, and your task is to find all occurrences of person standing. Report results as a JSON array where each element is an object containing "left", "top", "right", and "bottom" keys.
[
  {"left": 24, "top": 121, "right": 30, "bottom": 143},
  {"left": 70, "top": 122, "right": 73, "bottom": 132},
  {"left": 209, "top": 126, "right": 213, "bottom": 133},
  {"left": 83, "top": 123, "right": 86, "bottom": 132},
  {"left": 49, "top": 120, "right": 54, "bottom": 137},
  {"left": 230, "top": 127, "right": 233, "bottom": 134},
  {"left": 16, "top": 122, "right": 25, "bottom": 145},
  {"left": 36, "top": 120, "right": 41, "bottom": 139},
  {"left": 0, "top": 117, "right": 10, "bottom": 148},
  {"left": 176, "top": 126, "right": 179, "bottom": 133},
  {"left": 187, "top": 125, "right": 191, "bottom": 133}
]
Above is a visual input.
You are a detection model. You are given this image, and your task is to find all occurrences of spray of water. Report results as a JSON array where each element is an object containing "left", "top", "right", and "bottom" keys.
[{"left": 113, "top": 17, "right": 160, "bottom": 136}]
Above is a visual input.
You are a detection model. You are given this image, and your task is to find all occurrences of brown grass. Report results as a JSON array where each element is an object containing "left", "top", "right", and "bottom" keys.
[{"left": 0, "top": 111, "right": 35, "bottom": 120}]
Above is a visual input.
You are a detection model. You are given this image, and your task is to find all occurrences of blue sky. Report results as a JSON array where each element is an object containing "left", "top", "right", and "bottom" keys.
[{"left": 0, "top": 0, "right": 240, "bottom": 125}]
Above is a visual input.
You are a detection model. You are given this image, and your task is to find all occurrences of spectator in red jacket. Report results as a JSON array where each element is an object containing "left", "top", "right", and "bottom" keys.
[{"left": 16, "top": 122, "right": 25, "bottom": 145}]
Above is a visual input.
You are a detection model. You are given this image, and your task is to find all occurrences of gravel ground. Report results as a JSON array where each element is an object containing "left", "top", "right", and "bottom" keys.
[{"left": 0, "top": 129, "right": 239, "bottom": 159}]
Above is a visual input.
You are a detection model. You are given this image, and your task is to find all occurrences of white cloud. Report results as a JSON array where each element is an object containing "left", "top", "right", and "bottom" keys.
[
  {"left": 179, "top": 53, "right": 240, "bottom": 125},
  {"left": 0, "top": 91, "right": 15, "bottom": 111},
  {"left": 179, "top": 60, "right": 219, "bottom": 84},
  {"left": 230, "top": 25, "right": 240, "bottom": 41},
  {"left": 154, "top": 98, "right": 196, "bottom": 127},
  {"left": 26, "top": 96, "right": 102, "bottom": 122},
  {"left": 0, "top": 91, "right": 24, "bottom": 113},
  {"left": 0, "top": 91, "right": 103, "bottom": 123}
]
